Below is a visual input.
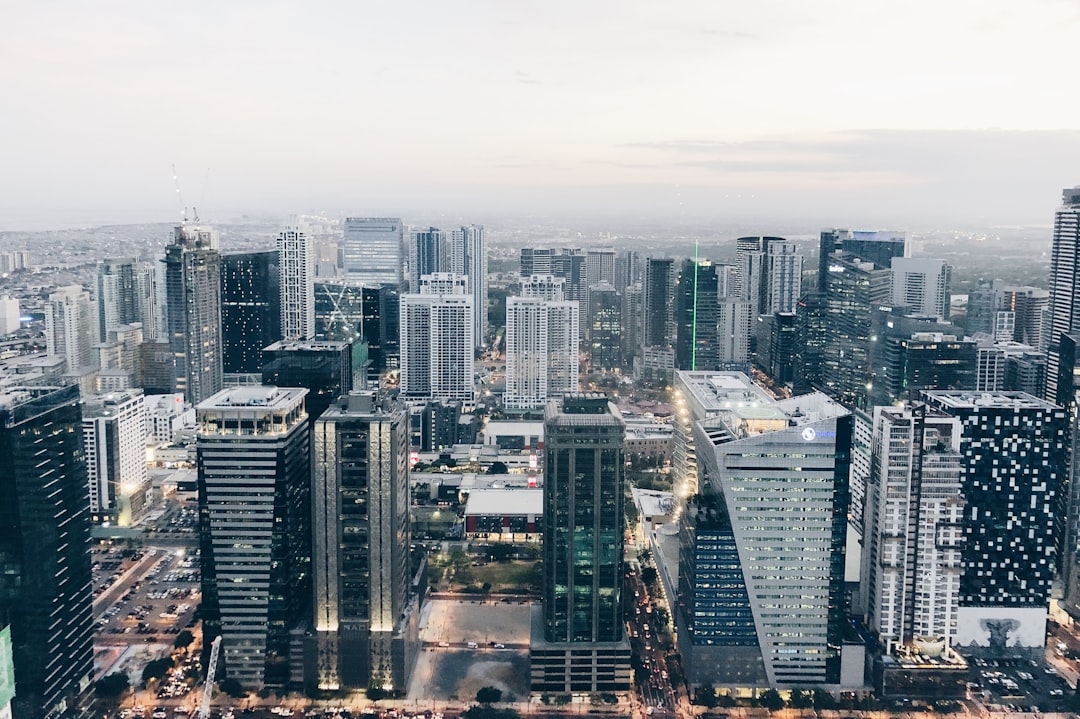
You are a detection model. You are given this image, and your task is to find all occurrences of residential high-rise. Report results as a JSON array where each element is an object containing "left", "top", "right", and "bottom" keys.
[
  {"left": 0, "top": 385, "right": 94, "bottom": 719},
  {"left": 673, "top": 372, "right": 853, "bottom": 689},
  {"left": 863, "top": 404, "right": 964, "bottom": 650},
  {"left": 399, "top": 274, "right": 474, "bottom": 404},
  {"left": 312, "top": 391, "right": 418, "bottom": 692},
  {"left": 279, "top": 225, "right": 315, "bottom": 341},
  {"left": 505, "top": 276, "right": 579, "bottom": 410},
  {"left": 449, "top": 225, "right": 487, "bottom": 348},
  {"left": 736, "top": 236, "right": 803, "bottom": 318},
  {"left": 166, "top": 224, "right": 223, "bottom": 404},
  {"left": 1047, "top": 188, "right": 1080, "bottom": 403},
  {"left": 585, "top": 248, "right": 616, "bottom": 288},
  {"left": 45, "top": 285, "right": 97, "bottom": 372},
  {"left": 136, "top": 260, "right": 166, "bottom": 341},
  {"left": 262, "top": 340, "right": 357, "bottom": 423},
  {"left": 343, "top": 218, "right": 403, "bottom": 288},
  {"left": 530, "top": 394, "right": 631, "bottom": 693},
  {"left": 408, "top": 227, "right": 446, "bottom": 291},
  {"left": 521, "top": 248, "right": 586, "bottom": 309},
  {"left": 643, "top": 257, "right": 676, "bottom": 349},
  {"left": 97, "top": 257, "right": 141, "bottom": 342},
  {"left": 717, "top": 299, "right": 752, "bottom": 369},
  {"left": 890, "top": 257, "right": 952, "bottom": 321},
  {"left": 197, "top": 387, "right": 311, "bottom": 689},
  {"left": 83, "top": 389, "right": 150, "bottom": 527},
  {"left": 675, "top": 259, "right": 719, "bottom": 371},
  {"left": 922, "top": 390, "right": 1068, "bottom": 656},
  {"left": 221, "top": 250, "right": 281, "bottom": 375}
]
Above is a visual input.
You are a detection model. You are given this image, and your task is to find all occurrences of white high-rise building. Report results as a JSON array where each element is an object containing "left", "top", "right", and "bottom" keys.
[
  {"left": 45, "top": 285, "right": 97, "bottom": 371},
  {"left": 278, "top": 225, "right": 315, "bottom": 340},
  {"left": 400, "top": 273, "right": 474, "bottom": 403},
  {"left": 82, "top": 390, "right": 150, "bottom": 527},
  {"left": 717, "top": 299, "right": 752, "bottom": 364},
  {"left": 449, "top": 225, "right": 487, "bottom": 348},
  {"left": 1047, "top": 187, "right": 1080, "bottom": 402},
  {"left": 863, "top": 404, "right": 964, "bottom": 650},
  {"left": 505, "top": 286, "right": 580, "bottom": 409},
  {"left": 891, "top": 257, "right": 952, "bottom": 321},
  {"left": 0, "top": 296, "right": 19, "bottom": 335},
  {"left": 343, "top": 217, "right": 403, "bottom": 287}
]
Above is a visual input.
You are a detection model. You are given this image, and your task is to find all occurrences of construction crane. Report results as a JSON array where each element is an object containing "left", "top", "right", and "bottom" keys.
[{"left": 199, "top": 636, "right": 223, "bottom": 719}]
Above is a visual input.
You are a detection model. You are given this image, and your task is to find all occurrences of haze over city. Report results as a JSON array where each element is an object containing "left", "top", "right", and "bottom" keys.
[{"left": 4, "top": 1, "right": 1080, "bottom": 230}]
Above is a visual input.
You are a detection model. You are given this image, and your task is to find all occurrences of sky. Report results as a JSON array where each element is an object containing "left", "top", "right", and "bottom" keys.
[{"left": 4, "top": 0, "right": 1080, "bottom": 230}]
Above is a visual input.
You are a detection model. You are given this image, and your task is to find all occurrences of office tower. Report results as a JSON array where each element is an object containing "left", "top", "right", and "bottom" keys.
[
  {"left": 1001, "top": 286, "right": 1050, "bottom": 349},
  {"left": 279, "top": 226, "right": 315, "bottom": 341},
  {"left": 166, "top": 224, "right": 223, "bottom": 404},
  {"left": 315, "top": 282, "right": 365, "bottom": 345},
  {"left": 409, "top": 227, "right": 446, "bottom": 291},
  {"left": 0, "top": 385, "right": 94, "bottom": 719},
  {"left": 45, "top": 285, "right": 97, "bottom": 372},
  {"left": 197, "top": 387, "right": 311, "bottom": 689},
  {"left": 97, "top": 257, "right": 141, "bottom": 342},
  {"left": 221, "top": 250, "right": 282, "bottom": 375},
  {"left": 343, "top": 217, "right": 403, "bottom": 288},
  {"left": 872, "top": 332, "right": 978, "bottom": 406},
  {"left": 819, "top": 229, "right": 906, "bottom": 292},
  {"left": 587, "top": 283, "right": 621, "bottom": 371},
  {"left": 1058, "top": 334, "right": 1080, "bottom": 621},
  {"left": 675, "top": 259, "right": 719, "bottom": 371},
  {"left": 755, "top": 311, "right": 798, "bottom": 385},
  {"left": 1049, "top": 188, "right": 1080, "bottom": 402},
  {"left": 136, "top": 260, "right": 166, "bottom": 341},
  {"left": 449, "top": 225, "right": 487, "bottom": 348},
  {"left": 530, "top": 394, "right": 631, "bottom": 692},
  {"left": 819, "top": 254, "right": 892, "bottom": 408},
  {"left": 138, "top": 341, "right": 176, "bottom": 395},
  {"left": 614, "top": 249, "right": 641, "bottom": 293},
  {"left": 0, "top": 296, "right": 19, "bottom": 335},
  {"left": 585, "top": 248, "right": 616, "bottom": 288},
  {"left": 83, "top": 389, "right": 150, "bottom": 527},
  {"left": 717, "top": 299, "right": 752, "bottom": 368},
  {"left": 643, "top": 257, "right": 676, "bottom": 349},
  {"left": 313, "top": 391, "right": 417, "bottom": 692},
  {"left": 399, "top": 274, "right": 474, "bottom": 403},
  {"left": 921, "top": 390, "right": 1068, "bottom": 655},
  {"left": 673, "top": 371, "right": 853, "bottom": 689},
  {"left": 507, "top": 276, "right": 580, "bottom": 409},
  {"left": 736, "top": 237, "right": 803, "bottom": 318},
  {"left": 621, "top": 282, "right": 643, "bottom": 364},
  {"left": 520, "top": 248, "right": 554, "bottom": 277},
  {"left": 863, "top": 404, "right": 964, "bottom": 650},
  {"left": 262, "top": 340, "right": 357, "bottom": 423},
  {"left": 316, "top": 283, "right": 400, "bottom": 376},
  {"left": 362, "top": 285, "right": 400, "bottom": 373},
  {"left": 890, "top": 257, "right": 952, "bottom": 321}
]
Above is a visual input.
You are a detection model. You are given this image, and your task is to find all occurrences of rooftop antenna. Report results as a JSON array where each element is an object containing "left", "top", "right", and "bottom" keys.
[{"left": 172, "top": 164, "right": 188, "bottom": 225}]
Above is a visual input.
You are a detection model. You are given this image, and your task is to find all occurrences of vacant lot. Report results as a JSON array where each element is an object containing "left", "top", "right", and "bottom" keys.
[{"left": 447, "top": 560, "right": 541, "bottom": 593}]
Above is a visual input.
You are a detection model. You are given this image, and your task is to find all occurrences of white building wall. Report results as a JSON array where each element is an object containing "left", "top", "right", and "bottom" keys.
[{"left": 279, "top": 226, "right": 315, "bottom": 340}]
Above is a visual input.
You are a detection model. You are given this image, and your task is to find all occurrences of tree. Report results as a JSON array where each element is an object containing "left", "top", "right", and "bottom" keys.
[
  {"left": 812, "top": 689, "right": 837, "bottom": 710},
  {"left": 758, "top": 689, "right": 785, "bottom": 711},
  {"left": 142, "top": 658, "right": 173, "bottom": 686},
  {"left": 789, "top": 689, "right": 813, "bottom": 709},
  {"left": 476, "top": 686, "right": 503, "bottom": 704},
  {"left": 693, "top": 684, "right": 718, "bottom": 708},
  {"left": 219, "top": 678, "right": 246, "bottom": 698},
  {"left": 173, "top": 629, "right": 195, "bottom": 650},
  {"left": 94, "top": 672, "right": 130, "bottom": 700},
  {"left": 486, "top": 461, "right": 509, "bottom": 475},
  {"left": 641, "top": 567, "right": 659, "bottom": 588},
  {"left": 366, "top": 686, "right": 387, "bottom": 701}
]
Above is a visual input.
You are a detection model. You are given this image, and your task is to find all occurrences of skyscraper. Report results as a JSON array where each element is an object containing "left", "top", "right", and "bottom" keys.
[
  {"left": 97, "top": 257, "right": 141, "bottom": 342},
  {"left": 408, "top": 227, "right": 446, "bottom": 291},
  {"left": 45, "top": 285, "right": 97, "bottom": 372},
  {"left": 197, "top": 387, "right": 311, "bottom": 689},
  {"left": 530, "top": 394, "right": 631, "bottom": 693},
  {"left": 166, "top": 224, "right": 223, "bottom": 404},
  {"left": 675, "top": 259, "right": 719, "bottom": 371},
  {"left": 587, "top": 283, "right": 621, "bottom": 371},
  {"left": 673, "top": 371, "right": 853, "bottom": 689},
  {"left": 399, "top": 274, "right": 474, "bottom": 404},
  {"left": 643, "top": 257, "right": 676, "bottom": 349},
  {"left": 890, "top": 257, "right": 952, "bottom": 321},
  {"left": 343, "top": 218, "right": 403, "bottom": 288},
  {"left": 0, "top": 385, "right": 94, "bottom": 719},
  {"left": 818, "top": 229, "right": 906, "bottom": 292},
  {"left": 505, "top": 276, "right": 579, "bottom": 410},
  {"left": 449, "top": 225, "right": 487, "bottom": 348},
  {"left": 1047, "top": 187, "right": 1080, "bottom": 403},
  {"left": 312, "top": 391, "right": 417, "bottom": 692},
  {"left": 221, "top": 250, "right": 281, "bottom": 375},
  {"left": 83, "top": 389, "right": 150, "bottom": 527},
  {"left": 262, "top": 340, "right": 357, "bottom": 423},
  {"left": 279, "top": 225, "right": 315, "bottom": 341}
]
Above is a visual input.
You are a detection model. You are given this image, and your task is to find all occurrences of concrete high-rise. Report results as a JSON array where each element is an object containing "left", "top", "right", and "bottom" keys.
[
  {"left": 408, "top": 227, "right": 446, "bottom": 291},
  {"left": 279, "top": 225, "right": 315, "bottom": 341},
  {"left": 0, "top": 385, "right": 94, "bottom": 719},
  {"left": 97, "top": 257, "right": 141, "bottom": 342},
  {"left": 45, "top": 285, "right": 97, "bottom": 372},
  {"left": 312, "top": 391, "right": 418, "bottom": 693},
  {"left": 221, "top": 250, "right": 281, "bottom": 375},
  {"left": 530, "top": 394, "right": 631, "bottom": 693},
  {"left": 505, "top": 280, "right": 580, "bottom": 410},
  {"left": 890, "top": 257, "right": 952, "bottom": 321},
  {"left": 1047, "top": 188, "right": 1080, "bottom": 403},
  {"left": 449, "top": 225, "right": 487, "bottom": 348},
  {"left": 166, "top": 224, "right": 223, "bottom": 404},
  {"left": 0, "top": 295, "right": 19, "bottom": 335},
  {"left": 343, "top": 218, "right": 404, "bottom": 288},
  {"left": 672, "top": 371, "right": 855, "bottom": 690},
  {"left": 83, "top": 389, "right": 150, "bottom": 527},
  {"left": 736, "top": 236, "right": 803, "bottom": 318},
  {"left": 399, "top": 274, "right": 474, "bottom": 404},
  {"left": 197, "top": 387, "right": 311, "bottom": 689}
]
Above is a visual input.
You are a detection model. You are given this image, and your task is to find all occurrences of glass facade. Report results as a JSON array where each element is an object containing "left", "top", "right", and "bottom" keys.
[{"left": 221, "top": 250, "right": 281, "bottom": 374}]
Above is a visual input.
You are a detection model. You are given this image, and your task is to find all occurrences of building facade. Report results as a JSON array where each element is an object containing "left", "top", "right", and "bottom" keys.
[
  {"left": 343, "top": 218, "right": 403, "bottom": 288},
  {"left": 221, "top": 250, "right": 281, "bottom": 375},
  {"left": 1048, "top": 188, "right": 1080, "bottom": 403},
  {"left": 399, "top": 274, "right": 474, "bottom": 404},
  {"left": 82, "top": 389, "right": 150, "bottom": 527},
  {"left": 279, "top": 226, "right": 315, "bottom": 341},
  {"left": 166, "top": 224, "right": 224, "bottom": 404}
]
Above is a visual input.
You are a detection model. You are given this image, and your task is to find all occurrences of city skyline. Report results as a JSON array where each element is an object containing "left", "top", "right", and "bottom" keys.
[{"left": 4, "top": 2, "right": 1080, "bottom": 230}]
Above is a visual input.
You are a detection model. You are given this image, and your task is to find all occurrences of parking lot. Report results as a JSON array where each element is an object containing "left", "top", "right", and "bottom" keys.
[{"left": 969, "top": 656, "right": 1072, "bottom": 712}]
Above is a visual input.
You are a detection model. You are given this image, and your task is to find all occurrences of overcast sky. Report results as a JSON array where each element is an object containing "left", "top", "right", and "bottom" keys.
[{"left": 4, "top": 0, "right": 1080, "bottom": 230}]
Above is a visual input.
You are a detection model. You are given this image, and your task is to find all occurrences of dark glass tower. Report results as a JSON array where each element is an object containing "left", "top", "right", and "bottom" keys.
[
  {"left": 0, "top": 385, "right": 94, "bottom": 719},
  {"left": 675, "top": 259, "right": 720, "bottom": 371},
  {"left": 643, "top": 257, "right": 675, "bottom": 349},
  {"left": 261, "top": 340, "right": 356, "bottom": 423},
  {"left": 221, "top": 250, "right": 282, "bottom": 374},
  {"left": 587, "top": 283, "right": 621, "bottom": 372},
  {"left": 531, "top": 394, "right": 630, "bottom": 693},
  {"left": 165, "top": 224, "right": 223, "bottom": 404}
]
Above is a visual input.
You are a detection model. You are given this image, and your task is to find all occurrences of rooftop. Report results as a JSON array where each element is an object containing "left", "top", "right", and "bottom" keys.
[
  {"left": 197, "top": 386, "right": 308, "bottom": 411},
  {"left": 464, "top": 488, "right": 542, "bottom": 517}
]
